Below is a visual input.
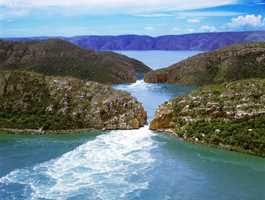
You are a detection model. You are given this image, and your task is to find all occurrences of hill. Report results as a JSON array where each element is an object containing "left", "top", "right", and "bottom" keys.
[
  {"left": 0, "top": 39, "right": 150, "bottom": 83},
  {"left": 5, "top": 31, "right": 265, "bottom": 51},
  {"left": 68, "top": 31, "right": 265, "bottom": 51},
  {"left": 0, "top": 71, "right": 147, "bottom": 132},
  {"left": 150, "top": 79, "right": 265, "bottom": 157},
  {"left": 144, "top": 42, "right": 265, "bottom": 85}
]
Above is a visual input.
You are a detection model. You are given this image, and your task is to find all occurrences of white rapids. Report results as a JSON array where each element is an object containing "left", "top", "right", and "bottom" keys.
[{"left": 0, "top": 126, "right": 157, "bottom": 200}]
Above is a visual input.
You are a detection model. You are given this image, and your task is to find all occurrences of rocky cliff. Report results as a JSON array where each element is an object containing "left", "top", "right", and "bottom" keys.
[
  {"left": 0, "top": 71, "right": 147, "bottom": 132},
  {"left": 145, "top": 42, "right": 265, "bottom": 85},
  {"left": 0, "top": 39, "right": 150, "bottom": 84},
  {"left": 150, "top": 79, "right": 265, "bottom": 157}
]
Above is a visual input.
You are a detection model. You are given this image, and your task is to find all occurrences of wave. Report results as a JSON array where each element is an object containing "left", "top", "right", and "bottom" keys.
[{"left": 0, "top": 126, "right": 157, "bottom": 200}]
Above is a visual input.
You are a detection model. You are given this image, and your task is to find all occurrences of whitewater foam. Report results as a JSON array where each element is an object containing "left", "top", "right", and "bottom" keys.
[{"left": 0, "top": 126, "right": 157, "bottom": 200}]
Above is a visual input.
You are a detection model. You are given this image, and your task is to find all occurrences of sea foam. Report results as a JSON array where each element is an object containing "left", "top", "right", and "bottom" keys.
[{"left": 0, "top": 126, "right": 157, "bottom": 200}]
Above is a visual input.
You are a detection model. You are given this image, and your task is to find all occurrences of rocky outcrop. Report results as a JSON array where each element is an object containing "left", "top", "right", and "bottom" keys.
[
  {"left": 145, "top": 42, "right": 265, "bottom": 85},
  {"left": 0, "top": 71, "right": 147, "bottom": 132},
  {"left": 0, "top": 39, "right": 151, "bottom": 84},
  {"left": 150, "top": 79, "right": 265, "bottom": 157}
]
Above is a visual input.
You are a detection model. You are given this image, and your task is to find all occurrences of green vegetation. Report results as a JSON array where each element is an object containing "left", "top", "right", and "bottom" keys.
[
  {"left": 145, "top": 42, "right": 265, "bottom": 85},
  {"left": 0, "top": 70, "right": 147, "bottom": 132},
  {"left": 151, "top": 78, "right": 265, "bottom": 157},
  {"left": 0, "top": 39, "right": 150, "bottom": 83},
  {"left": 175, "top": 117, "right": 265, "bottom": 157},
  {"left": 0, "top": 113, "right": 78, "bottom": 130}
]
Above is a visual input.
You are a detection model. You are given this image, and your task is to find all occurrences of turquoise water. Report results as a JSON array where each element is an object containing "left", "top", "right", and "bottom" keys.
[
  {"left": 114, "top": 80, "right": 195, "bottom": 120},
  {"left": 0, "top": 51, "right": 264, "bottom": 200}
]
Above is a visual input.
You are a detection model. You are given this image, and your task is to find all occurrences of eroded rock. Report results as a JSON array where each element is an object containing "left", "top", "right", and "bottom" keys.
[
  {"left": 150, "top": 79, "right": 265, "bottom": 157},
  {"left": 0, "top": 71, "right": 147, "bottom": 131}
]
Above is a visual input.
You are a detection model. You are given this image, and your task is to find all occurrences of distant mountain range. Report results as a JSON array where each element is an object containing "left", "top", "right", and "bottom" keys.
[{"left": 4, "top": 31, "right": 265, "bottom": 51}]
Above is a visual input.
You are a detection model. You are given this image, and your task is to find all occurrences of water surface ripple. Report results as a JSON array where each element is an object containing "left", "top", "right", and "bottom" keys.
[{"left": 0, "top": 51, "right": 264, "bottom": 200}]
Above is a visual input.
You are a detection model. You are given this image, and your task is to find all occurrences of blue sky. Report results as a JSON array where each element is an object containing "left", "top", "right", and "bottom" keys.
[{"left": 0, "top": 0, "right": 265, "bottom": 37}]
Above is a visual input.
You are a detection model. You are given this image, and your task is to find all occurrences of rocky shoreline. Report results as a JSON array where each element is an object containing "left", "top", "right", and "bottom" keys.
[
  {"left": 150, "top": 79, "right": 265, "bottom": 157},
  {"left": 0, "top": 71, "right": 147, "bottom": 132},
  {"left": 0, "top": 128, "right": 99, "bottom": 135},
  {"left": 0, "top": 127, "right": 121, "bottom": 135},
  {"left": 152, "top": 128, "right": 260, "bottom": 157}
]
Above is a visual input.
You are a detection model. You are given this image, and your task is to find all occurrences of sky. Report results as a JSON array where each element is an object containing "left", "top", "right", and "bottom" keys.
[{"left": 0, "top": 0, "right": 265, "bottom": 37}]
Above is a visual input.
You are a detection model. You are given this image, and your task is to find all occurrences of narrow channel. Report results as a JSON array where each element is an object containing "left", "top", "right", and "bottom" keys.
[{"left": 0, "top": 51, "right": 264, "bottom": 200}]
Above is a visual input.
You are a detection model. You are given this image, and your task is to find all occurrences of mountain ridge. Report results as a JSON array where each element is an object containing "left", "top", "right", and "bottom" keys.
[
  {"left": 144, "top": 42, "right": 265, "bottom": 85},
  {"left": 3, "top": 31, "right": 265, "bottom": 51},
  {"left": 0, "top": 39, "right": 151, "bottom": 83}
]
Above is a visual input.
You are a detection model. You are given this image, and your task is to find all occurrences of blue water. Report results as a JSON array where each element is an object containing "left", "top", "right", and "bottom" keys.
[
  {"left": 115, "top": 50, "right": 203, "bottom": 69},
  {"left": 0, "top": 51, "right": 264, "bottom": 200},
  {"left": 114, "top": 80, "right": 195, "bottom": 120}
]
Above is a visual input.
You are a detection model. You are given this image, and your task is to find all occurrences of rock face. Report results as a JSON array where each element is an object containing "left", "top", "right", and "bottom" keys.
[
  {"left": 0, "top": 39, "right": 150, "bottom": 84},
  {"left": 150, "top": 79, "right": 265, "bottom": 157},
  {"left": 145, "top": 42, "right": 265, "bottom": 85},
  {"left": 0, "top": 71, "right": 147, "bottom": 131}
]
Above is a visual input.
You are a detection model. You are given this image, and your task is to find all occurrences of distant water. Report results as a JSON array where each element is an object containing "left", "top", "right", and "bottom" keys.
[
  {"left": 115, "top": 50, "right": 203, "bottom": 69},
  {"left": 0, "top": 51, "right": 264, "bottom": 200},
  {"left": 114, "top": 80, "right": 194, "bottom": 120}
]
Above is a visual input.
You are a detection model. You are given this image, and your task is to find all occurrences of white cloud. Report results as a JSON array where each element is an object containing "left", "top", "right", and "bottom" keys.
[
  {"left": 200, "top": 25, "right": 217, "bottom": 32},
  {"left": 135, "top": 10, "right": 240, "bottom": 19},
  {"left": 187, "top": 19, "right": 200, "bottom": 24},
  {"left": 227, "top": 14, "right": 265, "bottom": 28},
  {"left": 1, "top": 0, "right": 237, "bottom": 14},
  {"left": 176, "top": 11, "right": 240, "bottom": 18}
]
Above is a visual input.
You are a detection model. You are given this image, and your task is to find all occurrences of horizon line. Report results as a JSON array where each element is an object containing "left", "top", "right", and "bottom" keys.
[{"left": 1, "top": 30, "right": 265, "bottom": 39}]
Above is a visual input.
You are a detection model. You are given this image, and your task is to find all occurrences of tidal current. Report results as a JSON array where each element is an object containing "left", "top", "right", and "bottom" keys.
[{"left": 0, "top": 51, "right": 264, "bottom": 200}]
